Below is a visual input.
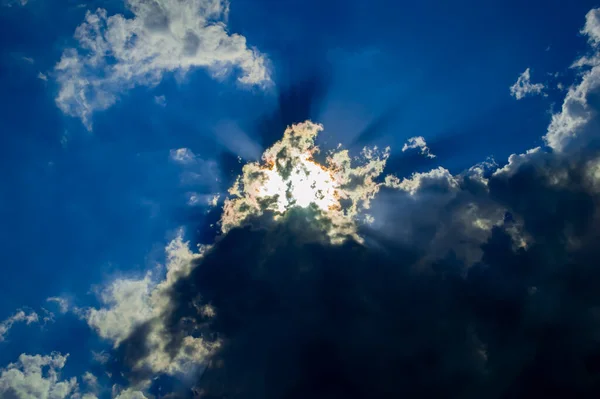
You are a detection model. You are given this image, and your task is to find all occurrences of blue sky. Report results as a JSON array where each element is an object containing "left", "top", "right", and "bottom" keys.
[{"left": 2, "top": 0, "right": 600, "bottom": 397}]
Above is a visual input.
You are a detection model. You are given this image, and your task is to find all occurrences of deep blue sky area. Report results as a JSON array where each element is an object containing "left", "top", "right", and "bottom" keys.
[{"left": 0, "top": 0, "right": 598, "bottom": 390}]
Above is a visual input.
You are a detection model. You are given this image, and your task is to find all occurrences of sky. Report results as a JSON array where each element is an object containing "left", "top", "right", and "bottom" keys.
[{"left": 2, "top": 0, "right": 600, "bottom": 397}]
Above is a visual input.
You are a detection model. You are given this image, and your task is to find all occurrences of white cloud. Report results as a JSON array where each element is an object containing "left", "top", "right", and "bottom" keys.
[
  {"left": 187, "top": 192, "right": 220, "bottom": 207},
  {"left": 0, "top": 310, "right": 39, "bottom": 342},
  {"left": 153, "top": 95, "right": 166, "bottom": 107},
  {"left": 510, "top": 68, "right": 545, "bottom": 100},
  {"left": 55, "top": 0, "right": 271, "bottom": 129},
  {"left": 91, "top": 351, "right": 109, "bottom": 365},
  {"left": 21, "top": 56, "right": 34, "bottom": 64},
  {"left": 0, "top": 353, "right": 78, "bottom": 399},
  {"left": 85, "top": 274, "right": 155, "bottom": 346},
  {"left": 82, "top": 372, "right": 98, "bottom": 389},
  {"left": 113, "top": 388, "right": 148, "bottom": 399},
  {"left": 582, "top": 8, "right": 600, "bottom": 45},
  {"left": 385, "top": 167, "right": 459, "bottom": 196},
  {"left": 84, "top": 231, "right": 216, "bottom": 378},
  {"left": 46, "top": 297, "right": 70, "bottom": 314},
  {"left": 169, "top": 148, "right": 197, "bottom": 165},
  {"left": 544, "top": 8, "right": 600, "bottom": 153},
  {"left": 222, "top": 121, "right": 393, "bottom": 244},
  {"left": 494, "top": 147, "right": 545, "bottom": 177},
  {"left": 2, "top": 0, "right": 28, "bottom": 6},
  {"left": 37, "top": 72, "right": 48, "bottom": 81},
  {"left": 401, "top": 136, "right": 436, "bottom": 158}
]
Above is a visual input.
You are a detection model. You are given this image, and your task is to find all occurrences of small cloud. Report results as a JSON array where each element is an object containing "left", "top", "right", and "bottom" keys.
[
  {"left": 545, "top": 45, "right": 551, "bottom": 52},
  {"left": 113, "top": 387, "right": 150, "bottom": 399},
  {"left": 401, "top": 136, "right": 436, "bottom": 158},
  {"left": 209, "top": 194, "right": 220, "bottom": 207},
  {"left": 154, "top": 95, "right": 166, "bottom": 107},
  {"left": 0, "top": 309, "right": 39, "bottom": 342},
  {"left": 82, "top": 371, "right": 99, "bottom": 391},
  {"left": 187, "top": 192, "right": 220, "bottom": 207},
  {"left": 385, "top": 167, "right": 458, "bottom": 195},
  {"left": 2, "top": 0, "right": 28, "bottom": 7},
  {"left": 21, "top": 56, "right": 34, "bottom": 64},
  {"left": 170, "top": 148, "right": 197, "bottom": 165},
  {"left": 47, "top": 297, "right": 69, "bottom": 314},
  {"left": 510, "top": 68, "right": 546, "bottom": 100},
  {"left": 37, "top": 72, "right": 48, "bottom": 81},
  {"left": 582, "top": 8, "right": 600, "bottom": 46},
  {"left": 91, "top": 350, "right": 110, "bottom": 365}
]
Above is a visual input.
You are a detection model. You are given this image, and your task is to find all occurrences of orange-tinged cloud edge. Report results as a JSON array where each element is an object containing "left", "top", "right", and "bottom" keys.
[{"left": 220, "top": 121, "right": 397, "bottom": 244}]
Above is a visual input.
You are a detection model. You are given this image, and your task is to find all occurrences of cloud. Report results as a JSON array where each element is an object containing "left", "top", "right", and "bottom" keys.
[
  {"left": 102, "top": 9, "right": 600, "bottom": 391},
  {"left": 1, "top": 0, "right": 28, "bottom": 6},
  {"left": 82, "top": 372, "right": 99, "bottom": 394},
  {"left": 582, "top": 8, "right": 600, "bottom": 45},
  {"left": 91, "top": 351, "right": 110, "bottom": 365},
  {"left": 153, "top": 95, "right": 166, "bottom": 107},
  {"left": 84, "top": 231, "right": 217, "bottom": 382},
  {"left": 113, "top": 388, "right": 148, "bottom": 399},
  {"left": 85, "top": 274, "right": 155, "bottom": 347},
  {"left": 46, "top": 297, "right": 70, "bottom": 314},
  {"left": 187, "top": 192, "right": 220, "bottom": 207},
  {"left": 0, "top": 310, "right": 39, "bottom": 342},
  {"left": 401, "top": 136, "right": 436, "bottom": 158},
  {"left": 169, "top": 148, "right": 197, "bottom": 165},
  {"left": 544, "top": 10, "right": 600, "bottom": 153},
  {"left": 510, "top": 68, "right": 546, "bottom": 100},
  {"left": 23, "top": 5, "right": 600, "bottom": 398},
  {"left": 385, "top": 166, "right": 458, "bottom": 195},
  {"left": 0, "top": 353, "right": 90, "bottom": 399},
  {"left": 54, "top": 0, "right": 271, "bottom": 129},
  {"left": 114, "top": 123, "right": 600, "bottom": 397},
  {"left": 221, "top": 121, "right": 393, "bottom": 243},
  {"left": 37, "top": 72, "right": 48, "bottom": 81}
]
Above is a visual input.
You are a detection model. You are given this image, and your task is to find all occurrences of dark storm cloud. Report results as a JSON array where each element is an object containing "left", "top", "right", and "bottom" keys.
[
  {"left": 114, "top": 141, "right": 600, "bottom": 398},
  {"left": 102, "top": 8, "right": 600, "bottom": 398}
]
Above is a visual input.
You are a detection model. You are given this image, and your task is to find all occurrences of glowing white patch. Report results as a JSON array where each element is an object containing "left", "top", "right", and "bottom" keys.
[
  {"left": 257, "top": 153, "right": 340, "bottom": 213},
  {"left": 221, "top": 121, "right": 396, "bottom": 243}
]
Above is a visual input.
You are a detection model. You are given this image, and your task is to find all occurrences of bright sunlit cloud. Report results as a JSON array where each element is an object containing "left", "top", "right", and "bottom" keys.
[{"left": 221, "top": 121, "right": 401, "bottom": 243}]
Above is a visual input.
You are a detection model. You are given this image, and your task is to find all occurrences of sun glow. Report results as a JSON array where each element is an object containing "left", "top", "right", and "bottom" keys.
[
  {"left": 220, "top": 121, "right": 394, "bottom": 243},
  {"left": 258, "top": 153, "right": 340, "bottom": 213}
]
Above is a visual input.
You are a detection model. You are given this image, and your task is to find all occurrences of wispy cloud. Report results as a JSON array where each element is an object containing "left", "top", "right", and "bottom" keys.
[
  {"left": 0, "top": 310, "right": 39, "bottom": 342},
  {"left": 46, "top": 297, "right": 70, "bottom": 314},
  {"left": 401, "top": 136, "right": 436, "bottom": 158},
  {"left": 2, "top": 0, "right": 29, "bottom": 8},
  {"left": 510, "top": 68, "right": 546, "bottom": 100},
  {"left": 54, "top": 0, "right": 271, "bottom": 130},
  {"left": 169, "top": 148, "right": 197, "bottom": 165},
  {"left": 153, "top": 95, "right": 166, "bottom": 107}
]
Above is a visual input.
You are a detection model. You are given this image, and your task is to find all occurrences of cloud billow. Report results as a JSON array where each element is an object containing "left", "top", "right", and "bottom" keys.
[
  {"left": 14, "top": 5, "right": 600, "bottom": 398},
  {"left": 103, "top": 10, "right": 600, "bottom": 393},
  {"left": 54, "top": 0, "right": 271, "bottom": 130},
  {"left": 113, "top": 138, "right": 600, "bottom": 397}
]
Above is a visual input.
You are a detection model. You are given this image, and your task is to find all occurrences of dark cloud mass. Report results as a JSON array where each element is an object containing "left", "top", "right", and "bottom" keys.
[
  {"left": 116, "top": 142, "right": 600, "bottom": 398},
  {"left": 108, "top": 8, "right": 600, "bottom": 398}
]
